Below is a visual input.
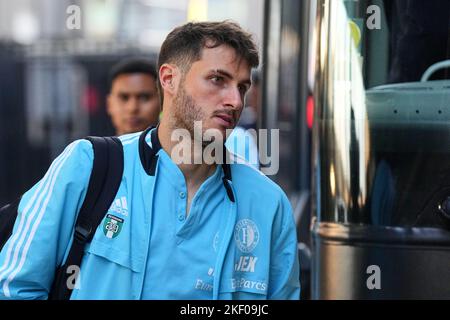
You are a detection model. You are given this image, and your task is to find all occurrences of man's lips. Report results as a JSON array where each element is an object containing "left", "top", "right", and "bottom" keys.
[
  {"left": 213, "top": 113, "right": 234, "bottom": 128},
  {"left": 126, "top": 118, "right": 143, "bottom": 127}
]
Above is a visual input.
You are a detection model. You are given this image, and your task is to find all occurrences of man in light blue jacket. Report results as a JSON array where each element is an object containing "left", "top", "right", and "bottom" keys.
[{"left": 0, "top": 21, "right": 300, "bottom": 300}]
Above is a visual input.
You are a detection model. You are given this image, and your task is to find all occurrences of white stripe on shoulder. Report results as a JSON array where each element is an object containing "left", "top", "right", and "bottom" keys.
[
  {"left": 0, "top": 141, "right": 77, "bottom": 279},
  {"left": 0, "top": 141, "right": 79, "bottom": 297}
]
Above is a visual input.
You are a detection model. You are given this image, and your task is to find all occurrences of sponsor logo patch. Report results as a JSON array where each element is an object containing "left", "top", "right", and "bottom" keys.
[
  {"left": 235, "top": 256, "right": 258, "bottom": 272},
  {"left": 231, "top": 277, "right": 267, "bottom": 292}
]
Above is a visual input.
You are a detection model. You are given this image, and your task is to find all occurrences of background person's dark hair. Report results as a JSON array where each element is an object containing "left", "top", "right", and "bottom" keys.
[
  {"left": 108, "top": 58, "right": 158, "bottom": 93},
  {"left": 157, "top": 20, "right": 260, "bottom": 104}
]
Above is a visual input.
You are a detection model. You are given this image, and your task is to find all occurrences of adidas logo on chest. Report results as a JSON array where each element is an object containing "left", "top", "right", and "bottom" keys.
[{"left": 108, "top": 196, "right": 129, "bottom": 217}]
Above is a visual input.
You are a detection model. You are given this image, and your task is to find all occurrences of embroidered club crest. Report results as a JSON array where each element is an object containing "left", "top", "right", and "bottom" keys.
[
  {"left": 234, "top": 219, "right": 259, "bottom": 253},
  {"left": 103, "top": 214, "right": 124, "bottom": 239}
]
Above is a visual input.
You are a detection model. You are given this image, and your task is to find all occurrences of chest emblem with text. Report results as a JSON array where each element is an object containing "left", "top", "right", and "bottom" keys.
[
  {"left": 103, "top": 214, "right": 124, "bottom": 239},
  {"left": 234, "top": 219, "right": 259, "bottom": 253}
]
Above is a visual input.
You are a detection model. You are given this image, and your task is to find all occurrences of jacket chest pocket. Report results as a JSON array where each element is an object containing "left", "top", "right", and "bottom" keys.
[
  {"left": 73, "top": 239, "right": 143, "bottom": 299},
  {"left": 83, "top": 207, "right": 145, "bottom": 273},
  {"left": 84, "top": 238, "right": 143, "bottom": 273}
]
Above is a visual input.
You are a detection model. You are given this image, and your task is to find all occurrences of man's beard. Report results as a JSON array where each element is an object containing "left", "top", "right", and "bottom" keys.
[
  {"left": 172, "top": 85, "right": 224, "bottom": 148},
  {"left": 172, "top": 85, "right": 204, "bottom": 139}
]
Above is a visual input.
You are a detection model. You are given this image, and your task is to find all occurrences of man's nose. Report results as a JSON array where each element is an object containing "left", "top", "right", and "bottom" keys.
[
  {"left": 224, "top": 87, "right": 243, "bottom": 110},
  {"left": 125, "top": 97, "right": 139, "bottom": 112}
]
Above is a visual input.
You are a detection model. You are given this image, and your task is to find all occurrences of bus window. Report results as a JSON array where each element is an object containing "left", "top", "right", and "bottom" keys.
[
  {"left": 314, "top": 0, "right": 450, "bottom": 226},
  {"left": 311, "top": 0, "right": 450, "bottom": 299}
]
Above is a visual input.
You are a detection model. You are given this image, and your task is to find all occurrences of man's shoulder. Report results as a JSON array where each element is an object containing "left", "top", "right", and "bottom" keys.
[
  {"left": 62, "top": 138, "right": 94, "bottom": 162},
  {"left": 117, "top": 132, "right": 142, "bottom": 147},
  {"left": 230, "top": 161, "right": 286, "bottom": 200},
  {"left": 116, "top": 132, "right": 143, "bottom": 157}
]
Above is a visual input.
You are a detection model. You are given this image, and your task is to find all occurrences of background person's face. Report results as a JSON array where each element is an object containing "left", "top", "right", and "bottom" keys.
[
  {"left": 107, "top": 73, "right": 160, "bottom": 135},
  {"left": 171, "top": 45, "right": 252, "bottom": 141}
]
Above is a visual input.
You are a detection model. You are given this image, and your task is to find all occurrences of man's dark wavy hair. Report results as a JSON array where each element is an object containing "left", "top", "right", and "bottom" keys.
[
  {"left": 157, "top": 21, "right": 260, "bottom": 104},
  {"left": 108, "top": 57, "right": 157, "bottom": 93}
]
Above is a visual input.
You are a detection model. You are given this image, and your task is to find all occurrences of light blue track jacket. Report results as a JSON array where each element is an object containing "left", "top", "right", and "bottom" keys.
[{"left": 0, "top": 128, "right": 300, "bottom": 300}]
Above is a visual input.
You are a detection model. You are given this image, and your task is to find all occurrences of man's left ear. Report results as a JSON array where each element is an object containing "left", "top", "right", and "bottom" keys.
[{"left": 159, "top": 64, "right": 179, "bottom": 95}]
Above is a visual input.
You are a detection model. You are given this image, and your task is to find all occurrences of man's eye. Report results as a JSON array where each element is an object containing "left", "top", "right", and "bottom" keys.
[
  {"left": 139, "top": 94, "right": 151, "bottom": 102},
  {"left": 119, "top": 94, "right": 129, "bottom": 101},
  {"left": 211, "top": 76, "right": 224, "bottom": 84}
]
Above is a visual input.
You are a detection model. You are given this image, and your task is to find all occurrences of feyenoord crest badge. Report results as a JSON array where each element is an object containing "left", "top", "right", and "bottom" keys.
[
  {"left": 234, "top": 219, "right": 260, "bottom": 253},
  {"left": 103, "top": 214, "right": 124, "bottom": 239}
]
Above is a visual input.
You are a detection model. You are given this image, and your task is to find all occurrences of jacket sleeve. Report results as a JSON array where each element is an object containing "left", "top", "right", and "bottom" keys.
[
  {"left": 267, "top": 193, "right": 301, "bottom": 300},
  {"left": 0, "top": 140, "right": 93, "bottom": 300}
]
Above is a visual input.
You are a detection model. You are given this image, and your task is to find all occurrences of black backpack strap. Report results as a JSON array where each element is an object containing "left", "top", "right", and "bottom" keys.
[{"left": 49, "top": 136, "right": 124, "bottom": 300}]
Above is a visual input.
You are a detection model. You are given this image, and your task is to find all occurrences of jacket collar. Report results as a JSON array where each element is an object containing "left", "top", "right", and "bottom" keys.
[
  {"left": 138, "top": 126, "right": 160, "bottom": 176},
  {"left": 138, "top": 126, "right": 235, "bottom": 202}
]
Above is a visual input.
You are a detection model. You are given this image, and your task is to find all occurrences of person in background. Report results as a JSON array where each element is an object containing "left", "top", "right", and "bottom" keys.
[
  {"left": 237, "top": 70, "right": 260, "bottom": 131},
  {"left": 107, "top": 58, "right": 160, "bottom": 135},
  {"left": 225, "top": 70, "right": 260, "bottom": 169}
]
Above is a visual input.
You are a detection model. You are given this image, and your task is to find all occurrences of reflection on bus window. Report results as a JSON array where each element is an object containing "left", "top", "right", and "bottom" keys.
[{"left": 315, "top": 0, "right": 450, "bottom": 227}]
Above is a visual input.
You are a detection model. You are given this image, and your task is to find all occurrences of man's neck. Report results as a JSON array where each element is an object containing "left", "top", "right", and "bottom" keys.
[
  {"left": 158, "top": 120, "right": 217, "bottom": 186},
  {"left": 158, "top": 120, "right": 218, "bottom": 216}
]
